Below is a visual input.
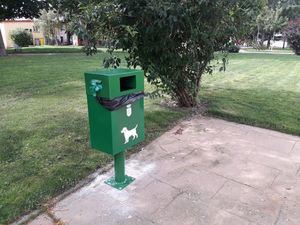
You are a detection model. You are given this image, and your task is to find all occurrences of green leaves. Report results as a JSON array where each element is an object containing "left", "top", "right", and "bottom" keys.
[
  {"left": 72, "top": 0, "right": 256, "bottom": 106},
  {"left": 103, "top": 55, "right": 121, "bottom": 68},
  {"left": 10, "top": 30, "right": 33, "bottom": 47},
  {"left": 284, "top": 18, "right": 300, "bottom": 55},
  {"left": 0, "top": 0, "right": 50, "bottom": 20}
]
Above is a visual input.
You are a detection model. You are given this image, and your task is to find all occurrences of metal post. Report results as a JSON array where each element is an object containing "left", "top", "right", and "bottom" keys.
[
  {"left": 104, "top": 151, "right": 135, "bottom": 190},
  {"left": 114, "top": 151, "right": 125, "bottom": 182}
]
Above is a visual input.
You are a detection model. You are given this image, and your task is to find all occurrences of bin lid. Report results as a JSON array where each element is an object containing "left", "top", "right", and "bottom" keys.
[
  {"left": 86, "top": 68, "right": 142, "bottom": 76},
  {"left": 85, "top": 68, "right": 144, "bottom": 99}
]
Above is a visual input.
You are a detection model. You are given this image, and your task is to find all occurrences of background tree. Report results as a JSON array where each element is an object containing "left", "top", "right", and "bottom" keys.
[
  {"left": 281, "top": 0, "right": 300, "bottom": 20},
  {"left": 36, "top": 10, "right": 61, "bottom": 45},
  {"left": 49, "top": 0, "right": 100, "bottom": 46},
  {"left": 256, "top": 5, "right": 288, "bottom": 48},
  {"left": 284, "top": 18, "right": 300, "bottom": 54},
  {"left": 0, "top": 0, "right": 50, "bottom": 56},
  {"left": 72, "top": 0, "right": 261, "bottom": 107}
]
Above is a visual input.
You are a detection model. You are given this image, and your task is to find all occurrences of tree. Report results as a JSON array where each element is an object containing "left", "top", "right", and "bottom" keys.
[
  {"left": 281, "top": 1, "right": 300, "bottom": 20},
  {"left": 36, "top": 10, "right": 61, "bottom": 45},
  {"left": 72, "top": 0, "right": 262, "bottom": 107},
  {"left": 54, "top": 0, "right": 113, "bottom": 46},
  {"left": 0, "top": 0, "right": 50, "bottom": 56},
  {"left": 284, "top": 18, "right": 300, "bottom": 55},
  {"left": 256, "top": 5, "right": 288, "bottom": 48}
]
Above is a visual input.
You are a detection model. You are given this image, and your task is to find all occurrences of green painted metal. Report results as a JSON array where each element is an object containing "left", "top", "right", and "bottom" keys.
[
  {"left": 84, "top": 68, "right": 144, "bottom": 190},
  {"left": 114, "top": 151, "right": 125, "bottom": 182},
  {"left": 104, "top": 151, "right": 135, "bottom": 190},
  {"left": 90, "top": 79, "right": 103, "bottom": 97},
  {"left": 105, "top": 175, "right": 135, "bottom": 190},
  {"left": 84, "top": 68, "right": 145, "bottom": 155},
  {"left": 85, "top": 68, "right": 144, "bottom": 99}
]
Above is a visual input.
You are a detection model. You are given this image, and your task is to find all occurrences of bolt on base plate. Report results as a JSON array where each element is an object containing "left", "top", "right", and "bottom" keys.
[{"left": 105, "top": 175, "right": 135, "bottom": 190}]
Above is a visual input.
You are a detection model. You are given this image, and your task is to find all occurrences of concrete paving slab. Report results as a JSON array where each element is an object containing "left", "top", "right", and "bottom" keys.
[
  {"left": 26, "top": 116, "right": 300, "bottom": 225},
  {"left": 162, "top": 167, "right": 227, "bottom": 202},
  {"left": 209, "top": 159, "right": 280, "bottom": 189},
  {"left": 248, "top": 150, "right": 300, "bottom": 174},
  {"left": 289, "top": 141, "right": 300, "bottom": 162},
  {"left": 271, "top": 173, "right": 300, "bottom": 202},
  {"left": 245, "top": 130, "right": 295, "bottom": 154},
  {"left": 210, "top": 181, "right": 282, "bottom": 224},
  {"left": 153, "top": 193, "right": 250, "bottom": 225},
  {"left": 126, "top": 179, "right": 181, "bottom": 215}
]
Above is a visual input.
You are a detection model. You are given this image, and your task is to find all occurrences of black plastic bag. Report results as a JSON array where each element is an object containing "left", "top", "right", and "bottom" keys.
[{"left": 96, "top": 91, "right": 144, "bottom": 111}]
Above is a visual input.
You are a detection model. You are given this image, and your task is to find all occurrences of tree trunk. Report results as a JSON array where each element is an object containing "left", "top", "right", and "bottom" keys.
[
  {"left": 259, "top": 33, "right": 265, "bottom": 48},
  {"left": 175, "top": 77, "right": 199, "bottom": 107},
  {"left": 0, "top": 29, "right": 7, "bottom": 56},
  {"left": 175, "top": 62, "right": 208, "bottom": 107},
  {"left": 256, "top": 27, "right": 260, "bottom": 45},
  {"left": 282, "top": 38, "right": 286, "bottom": 49},
  {"left": 67, "top": 31, "right": 71, "bottom": 45},
  {"left": 267, "top": 36, "right": 271, "bottom": 49},
  {"left": 176, "top": 88, "right": 198, "bottom": 107}
]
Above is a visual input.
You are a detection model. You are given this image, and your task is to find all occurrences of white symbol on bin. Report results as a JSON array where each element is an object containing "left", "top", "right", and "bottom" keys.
[
  {"left": 126, "top": 104, "right": 132, "bottom": 117},
  {"left": 121, "top": 124, "right": 138, "bottom": 144}
]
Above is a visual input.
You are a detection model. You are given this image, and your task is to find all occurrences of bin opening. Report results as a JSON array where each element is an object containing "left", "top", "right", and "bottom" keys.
[{"left": 120, "top": 76, "right": 136, "bottom": 92}]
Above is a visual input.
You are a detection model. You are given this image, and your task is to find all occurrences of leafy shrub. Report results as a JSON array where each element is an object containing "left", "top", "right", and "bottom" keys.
[
  {"left": 10, "top": 30, "right": 33, "bottom": 47},
  {"left": 284, "top": 18, "right": 300, "bottom": 55},
  {"left": 227, "top": 44, "right": 240, "bottom": 53},
  {"left": 74, "top": 0, "right": 258, "bottom": 107}
]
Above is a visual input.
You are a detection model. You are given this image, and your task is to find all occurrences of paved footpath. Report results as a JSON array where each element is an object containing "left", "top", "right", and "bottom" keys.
[{"left": 28, "top": 116, "right": 300, "bottom": 225}]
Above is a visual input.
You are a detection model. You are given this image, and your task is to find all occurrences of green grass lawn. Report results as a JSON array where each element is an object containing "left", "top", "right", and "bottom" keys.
[
  {"left": 201, "top": 53, "right": 300, "bottom": 135},
  {"left": 6, "top": 45, "right": 123, "bottom": 54},
  {"left": 241, "top": 47, "right": 294, "bottom": 54},
  {"left": 6, "top": 45, "right": 85, "bottom": 54},
  {"left": 0, "top": 53, "right": 186, "bottom": 224}
]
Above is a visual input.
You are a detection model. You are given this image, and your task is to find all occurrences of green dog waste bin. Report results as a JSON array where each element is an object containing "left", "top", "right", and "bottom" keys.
[{"left": 84, "top": 68, "right": 144, "bottom": 190}]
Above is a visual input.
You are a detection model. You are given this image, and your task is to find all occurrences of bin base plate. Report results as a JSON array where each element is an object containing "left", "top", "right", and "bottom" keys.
[{"left": 105, "top": 175, "right": 135, "bottom": 190}]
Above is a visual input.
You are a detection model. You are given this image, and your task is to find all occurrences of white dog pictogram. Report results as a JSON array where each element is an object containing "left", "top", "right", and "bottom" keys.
[{"left": 121, "top": 124, "right": 138, "bottom": 144}]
